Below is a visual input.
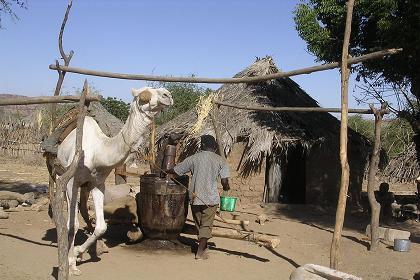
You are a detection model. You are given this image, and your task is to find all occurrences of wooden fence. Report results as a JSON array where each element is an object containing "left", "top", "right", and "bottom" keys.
[{"left": 0, "top": 122, "right": 43, "bottom": 156}]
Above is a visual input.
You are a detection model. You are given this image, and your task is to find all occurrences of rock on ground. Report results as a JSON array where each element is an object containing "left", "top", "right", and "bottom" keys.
[{"left": 0, "top": 208, "right": 9, "bottom": 219}]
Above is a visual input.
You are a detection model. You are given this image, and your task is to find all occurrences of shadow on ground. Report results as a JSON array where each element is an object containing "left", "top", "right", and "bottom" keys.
[
  {"left": 243, "top": 203, "right": 420, "bottom": 245},
  {"left": 0, "top": 179, "right": 47, "bottom": 194}
]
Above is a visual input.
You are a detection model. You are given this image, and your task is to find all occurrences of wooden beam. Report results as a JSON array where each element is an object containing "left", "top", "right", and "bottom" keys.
[
  {"left": 49, "top": 48, "right": 401, "bottom": 84},
  {"left": 0, "top": 95, "right": 100, "bottom": 106},
  {"left": 330, "top": 0, "right": 355, "bottom": 270},
  {"left": 214, "top": 101, "right": 375, "bottom": 114}
]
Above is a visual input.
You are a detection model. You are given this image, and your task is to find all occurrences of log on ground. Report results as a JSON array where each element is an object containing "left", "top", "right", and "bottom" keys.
[{"left": 182, "top": 224, "right": 279, "bottom": 249}]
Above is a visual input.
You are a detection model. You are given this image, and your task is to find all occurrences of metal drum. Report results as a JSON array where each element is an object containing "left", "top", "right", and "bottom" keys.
[{"left": 137, "top": 174, "right": 189, "bottom": 240}]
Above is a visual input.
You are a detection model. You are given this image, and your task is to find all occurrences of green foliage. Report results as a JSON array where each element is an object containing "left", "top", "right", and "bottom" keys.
[
  {"left": 149, "top": 81, "right": 212, "bottom": 125},
  {"left": 348, "top": 114, "right": 414, "bottom": 157},
  {"left": 382, "top": 118, "right": 414, "bottom": 157},
  {"left": 294, "top": 0, "right": 420, "bottom": 91},
  {"left": 348, "top": 114, "right": 374, "bottom": 141},
  {"left": 100, "top": 97, "right": 130, "bottom": 122},
  {"left": 294, "top": 0, "right": 420, "bottom": 159}
]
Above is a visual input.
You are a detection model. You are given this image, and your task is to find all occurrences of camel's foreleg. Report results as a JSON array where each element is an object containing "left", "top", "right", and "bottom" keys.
[
  {"left": 65, "top": 178, "right": 81, "bottom": 276},
  {"left": 75, "top": 185, "right": 107, "bottom": 258}
]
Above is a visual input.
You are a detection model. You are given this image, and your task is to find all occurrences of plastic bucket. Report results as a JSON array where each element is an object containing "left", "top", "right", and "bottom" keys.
[
  {"left": 394, "top": 239, "right": 411, "bottom": 252},
  {"left": 220, "top": 196, "right": 237, "bottom": 212}
]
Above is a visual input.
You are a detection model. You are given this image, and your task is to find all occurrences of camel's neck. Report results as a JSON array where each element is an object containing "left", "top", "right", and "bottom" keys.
[{"left": 98, "top": 107, "right": 152, "bottom": 168}]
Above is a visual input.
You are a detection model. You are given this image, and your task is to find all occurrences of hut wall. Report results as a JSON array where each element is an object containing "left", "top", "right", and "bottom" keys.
[
  {"left": 224, "top": 142, "right": 266, "bottom": 205},
  {"left": 305, "top": 143, "right": 366, "bottom": 206}
]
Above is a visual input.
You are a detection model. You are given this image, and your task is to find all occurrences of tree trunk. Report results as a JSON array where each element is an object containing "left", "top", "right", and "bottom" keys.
[
  {"left": 409, "top": 77, "right": 420, "bottom": 163},
  {"left": 367, "top": 104, "right": 387, "bottom": 251}
]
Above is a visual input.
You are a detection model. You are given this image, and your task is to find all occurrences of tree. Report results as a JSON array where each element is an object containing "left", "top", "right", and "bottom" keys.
[
  {"left": 294, "top": 0, "right": 420, "bottom": 161},
  {"left": 100, "top": 96, "right": 130, "bottom": 122},
  {"left": 348, "top": 114, "right": 413, "bottom": 158},
  {"left": 0, "top": 0, "right": 26, "bottom": 28},
  {"left": 149, "top": 81, "right": 211, "bottom": 125}
]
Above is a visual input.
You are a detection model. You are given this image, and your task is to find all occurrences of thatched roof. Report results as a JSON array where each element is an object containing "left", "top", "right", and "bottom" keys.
[
  {"left": 382, "top": 143, "right": 419, "bottom": 183},
  {"left": 157, "top": 57, "right": 369, "bottom": 175}
]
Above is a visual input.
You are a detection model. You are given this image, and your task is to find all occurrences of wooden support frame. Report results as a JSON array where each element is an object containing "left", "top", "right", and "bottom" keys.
[
  {"left": 49, "top": 48, "right": 401, "bottom": 84},
  {"left": 43, "top": 0, "right": 403, "bottom": 272},
  {"left": 330, "top": 0, "right": 355, "bottom": 270},
  {"left": 49, "top": 1, "right": 77, "bottom": 279},
  {"left": 366, "top": 103, "right": 388, "bottom": 251},
  {"left": 213, "top": 101, "right": 374, "bottom": 114}
]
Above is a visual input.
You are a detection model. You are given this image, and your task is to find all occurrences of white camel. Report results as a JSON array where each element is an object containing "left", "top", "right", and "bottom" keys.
[{"left": 53, "top": 87, "right": 173, "bottom": 275}]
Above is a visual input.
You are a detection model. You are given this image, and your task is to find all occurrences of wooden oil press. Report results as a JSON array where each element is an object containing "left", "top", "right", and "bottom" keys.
[{"left": 136, "top": 143, "right": 189, "bottom": 240}]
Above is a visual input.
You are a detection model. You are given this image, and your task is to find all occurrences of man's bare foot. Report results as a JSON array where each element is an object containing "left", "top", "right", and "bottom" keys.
[{"left": 195, "top": 250, "right": 209, "bottom": 260}]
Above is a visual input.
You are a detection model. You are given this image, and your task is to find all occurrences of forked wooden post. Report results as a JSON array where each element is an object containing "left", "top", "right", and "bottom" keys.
[
  {"left": 48, "top": 0, "right": 75, "bottom": 237},
  {"left": 51, "top": 0, "right": 74, "bottom": 130},
  {"left": 367, "top": 103, "right": 388, "bottom": 251},
  {"left": 330, "top": 0, "right": 355, "bottom": 270},
  {"left": 51, "top": 80, "right": 89, "bottom": 280}
]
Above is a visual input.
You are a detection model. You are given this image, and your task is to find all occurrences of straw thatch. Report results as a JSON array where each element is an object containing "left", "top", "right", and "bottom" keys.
[
  {"left": 382, "top": 143, "right": 419, "bottom": 183},
  {"left": 157, "top": 57, "right": 369, "bottom": 176}
]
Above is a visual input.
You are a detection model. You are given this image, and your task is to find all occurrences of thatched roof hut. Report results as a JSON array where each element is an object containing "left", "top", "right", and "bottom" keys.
[
  {"left": 157, "top": 57, "right": 370, "bottom": 205},
  {"left": 382, "top": 143, "right": 419, "bottom": 183}
]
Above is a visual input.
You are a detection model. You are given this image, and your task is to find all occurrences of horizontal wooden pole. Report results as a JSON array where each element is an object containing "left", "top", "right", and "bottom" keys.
[
  {"left": 0, "top": 95, "right": 100, "bottom": 106},
  {"left": 49, "top": 48, "right": 402, "bottom": 84},
  {"left": 214, "top": 101, "right": 377, "bottom": 114}
]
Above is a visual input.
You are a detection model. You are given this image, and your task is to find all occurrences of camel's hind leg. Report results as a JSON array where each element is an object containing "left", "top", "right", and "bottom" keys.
[
  {"left": 65, "top": 178, "right": 82, "bottom": 276},
  {"left": 75, "top": 185, "right": 107, "bottom": 257},
  {"left": 79, "top": 184, "right": 94, "bottom": 232}
]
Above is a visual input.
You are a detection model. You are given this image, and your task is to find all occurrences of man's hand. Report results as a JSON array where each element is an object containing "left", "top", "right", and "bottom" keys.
[
  {"left": 221, "top": 178, "right": 230, "bottom": 191},
  {"left": 166, "top": 168, "right": 176, "bottom": 175}
]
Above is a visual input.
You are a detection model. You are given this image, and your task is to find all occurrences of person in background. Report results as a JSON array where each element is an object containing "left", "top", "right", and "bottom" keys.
[
  {"left": 376, "top": 182, "right": 396, "bottom": 224},
  {"left": 168, "top": 134, "right": 230, "bottom": 260}
]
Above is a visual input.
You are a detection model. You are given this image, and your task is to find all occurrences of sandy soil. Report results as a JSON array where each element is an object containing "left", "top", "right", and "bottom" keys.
[{"left": 1, "top": 160, "right": 419, "bottom": 280}]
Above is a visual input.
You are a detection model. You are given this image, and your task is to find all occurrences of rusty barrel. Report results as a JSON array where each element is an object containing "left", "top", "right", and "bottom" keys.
[{"left": 137, "top": 174, "right": 189, "bottom": 240}]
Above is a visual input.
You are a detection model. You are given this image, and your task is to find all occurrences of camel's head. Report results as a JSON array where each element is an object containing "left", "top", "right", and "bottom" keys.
[{"left": 131, "top": 87, "right": 173, "bottom": 117}]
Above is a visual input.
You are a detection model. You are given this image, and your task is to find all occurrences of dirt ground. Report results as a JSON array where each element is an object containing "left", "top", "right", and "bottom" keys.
[{"left": 1, "top": 158, "right": 419, "bottom": 280}]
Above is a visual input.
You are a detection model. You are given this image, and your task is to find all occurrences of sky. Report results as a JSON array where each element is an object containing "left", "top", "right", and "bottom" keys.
[{"left": 0, "top": 0, "right": 367, "bottom": 110}]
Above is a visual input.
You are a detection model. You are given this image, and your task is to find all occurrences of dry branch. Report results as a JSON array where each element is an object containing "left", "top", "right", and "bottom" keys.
[
  {"left": 0, "top": 95, "right": 100, "bottom": 106},
  {"left": 330, "top": 0, "right": 355, "bottom": 270},
  {"left": 52, "top": 0, "right": 75, "bottom": 133},
  {"left": 214, "top": 101, "right": 374, "bottom": 114},
  {"left": 49, "top": 48, "right": 401, "bottom": 84}
]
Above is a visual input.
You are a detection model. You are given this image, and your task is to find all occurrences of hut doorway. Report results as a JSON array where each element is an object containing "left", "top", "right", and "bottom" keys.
[{"left": 264, "top": 145, "right": 307, "bottom": 204}]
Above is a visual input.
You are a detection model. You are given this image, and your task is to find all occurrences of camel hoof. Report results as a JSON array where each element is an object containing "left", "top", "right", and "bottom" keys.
[
  {"left": 74, "top": 246, "right": 83, "bottom": 262},
  {"left": 69, "top": 267, "right": 82, "bottom": 276},
  {"left": 96, "top": 239, "right": 109, "bottom": 256}
]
